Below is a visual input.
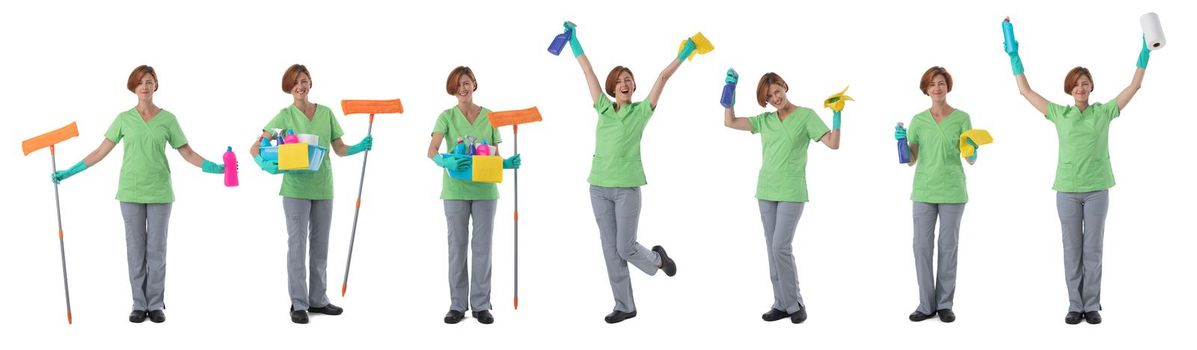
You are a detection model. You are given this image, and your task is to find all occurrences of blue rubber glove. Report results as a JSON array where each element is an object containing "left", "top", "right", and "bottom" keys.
[
  {"left": 503, "top": 154, "right": 521, "bottom": 169},
  {"left": 201, "top": 160, "right": 225, "bottom": 174},
  {"left": 433, "top": 154, "right": 470, "bottom": 171},
  {"left": 966, "top": 138, "right": 979, "bottom": 162},
  {"left": 51, "top": 160, "right": 88, "bottom": 183},
  {"left": 566, "top": 22, "right": 584, "bottom": 58},
  {"left": 254, "top": 154, "right": 280, "bottom": 175},
  {"left": 347, "top": 135, "right": 373, "bottom": 156},
  {"left": 678, "top": 38, "right": 697, "bottom": 61},
  {"left": 1136, "top": 35, "right": 1150, "bottom": 69},
  {"left": 1006, "top": 40, "right": 1024, "bottom": 75},
  {"left": 832, "top": 111, "right": 842, "bottom": 130},
  {"left": 894, "top": 126, "right": 907, "bottom": 140}
]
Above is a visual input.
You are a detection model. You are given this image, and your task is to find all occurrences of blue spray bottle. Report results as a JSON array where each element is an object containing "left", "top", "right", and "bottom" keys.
[{"left": 897, "top": 122, "right": 911, "bottom": 164}]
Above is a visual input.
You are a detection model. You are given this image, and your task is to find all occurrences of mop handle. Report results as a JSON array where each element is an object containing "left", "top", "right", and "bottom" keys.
[
  {"left": 341, "top": 114, "right": 374, "bottom": 297},
  {"left": 50, "top": 146, "right": 73, "bottom": 324}
]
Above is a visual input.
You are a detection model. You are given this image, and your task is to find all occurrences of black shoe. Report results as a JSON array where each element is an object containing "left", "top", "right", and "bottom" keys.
[
  {"left": 309, "top": 303, "right": 343, "bottom": 316},
  {"left": 937, "top": 309, "right": 955, "bottom": 323},
  {"left": 1084, "top": 311, "right": 1102, "bottom": 324},
  {"left": 148, "top": 310, "right": 166, "bottom": 323},
  {"left": 444, "top": 310, "right": 465, "bottom": 324},
  {"left": 604, "top": 310, "right": 637, "bottom": 324},
  {"left": 652, "top": 246, "right": 676, "bottom": 277},
  {"left": 290, "top": 306, "right": 309, "bottom": 324},
  {"left": 1064, "top": 311, "right": 1083, "bottom": 325},
  {"left": 129, "top": 310, "right": 148, "bottom": 323},
  {"left": 790, "top": 308, "right": 808, "bottom": 324},
  {"left": 472, "top": 310, "right": 494, "bottom": 324},
  {"left": 762, "top": 308, "right": 789, "bottom": 322},
  {"left": 909, "top": 310, "right": 937, "bottom": 322}
]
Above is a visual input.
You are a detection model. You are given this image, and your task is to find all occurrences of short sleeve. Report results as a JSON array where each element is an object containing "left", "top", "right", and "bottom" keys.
[
  {"left": 748, "top": 112, "right": 768, "bottom": 134},
  {"left": 907, "top": 118, "right": 921, "bottom": 145},
  {"left": 166, "top": 114, "right": 189, "bottom": 149},
  {"left": 594, "top": 95, "right": 613, "bottom": 114},
  {"left": 328, "top": 109, "right": 345, "bottom": 141},
  {"left": 1103, "top": 98, "right": 1122, "bottom": 120},
  {"left": 805, "top": 111, "right": 831, "bottom": 142},
  {"left": 432, "top": 109, "right": 450, "bottom": 135},
  {"left": 1045, "top": 101, "right": 1067, "bottom": 122},
  {"left": 961, "top": 113, "right": 973, "bottom": 132},
  {"left": 104, "top": 114, "right": 124, "bottom": 143}
]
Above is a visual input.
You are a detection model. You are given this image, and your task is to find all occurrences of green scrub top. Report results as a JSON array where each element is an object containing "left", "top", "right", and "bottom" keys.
[
  {"left": 262, "top": 104, "right": 344, "bottom": 200},
  {"left": 432, "top": 106, "right": 502, "bottom": 200},
  {"left": 1046, "top": 99, "right": 1119, "bottom": 192},
  {"left": 907, "top": 109, "right": 971, "bottom": 204},
  {"left": 748, "top": 107, "right": 831, "bottom": 202},
  {"left": 589, "top": 96, "right": 653, "bottom": 188},
  {"left": 104, "top": 108, "right": 189, "bottom": 204}
]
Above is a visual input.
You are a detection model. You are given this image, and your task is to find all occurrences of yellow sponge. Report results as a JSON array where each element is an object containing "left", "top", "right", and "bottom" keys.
[
  {"left": 959, "top": 129, "right": 994, "bottom": 158},
  {"left": 278, "top": 143, "right": 310, "bottom": 171},
  {"left": 472, "top": 155, "right": 503, "bottom": 183},
  {"left": 677, "top": 32, "right": 715, "bottom": 61}
]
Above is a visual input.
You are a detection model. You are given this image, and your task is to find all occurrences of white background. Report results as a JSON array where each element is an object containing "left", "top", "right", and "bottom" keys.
[{"left": 2, "top": 0, "right": 1192, "bottom": 348}]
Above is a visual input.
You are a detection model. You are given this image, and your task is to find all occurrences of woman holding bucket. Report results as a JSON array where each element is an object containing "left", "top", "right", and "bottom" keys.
[
  {"left": 561, "top": 22, "right": 695, "bottom": 324},
  {"left": 425, "top": 66, "right": 522, "bottom": 325},
  {"left": 721, "top": 71, "right": 842, "bottom": 324},
  {"left": 248, "top": 64, "right": 373, "bottom": 324},
  {"left": 51, "top": 65, "right": 230, "bottom": 323},
  {"left": 1004, "top": 20, "right": 1155, "bottom": 325}
]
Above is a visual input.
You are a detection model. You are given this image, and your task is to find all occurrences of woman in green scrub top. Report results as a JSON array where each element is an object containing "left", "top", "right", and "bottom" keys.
[
  {"left": 248, "top": 64, "right": 373, "bottom": 324},
  {"left": 1006, "top": 29, "right": 1153, "bottom": 325},
  {"left": 426, "top": 66, "right": 521, "bottom": 325},
  {"left": 563, "top": 22, "right": 685, "bottom": 324},
  {"left": 900, "top": 67, "right": 975, "bottom": 323},
  {"left": 51, "top": 65, "right": 230, "bottom": 324},
  {"left": 723, "top": 72, "right": 841, "bottom": 324}
]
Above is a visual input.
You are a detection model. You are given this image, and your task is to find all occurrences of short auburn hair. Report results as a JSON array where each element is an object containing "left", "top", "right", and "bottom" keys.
[
  {"left": 756, "top": 73, "right": 789, "bottom": 107},
  {"left": 1064, "top": 66, "right": 1093, "bottom": 94},
  {"left": 446, "top": 66, "right": 478, "bottom": 95},
  {"left": 127, "top": 65, "right": 158, "bottom": 92},
  {"left": 281, "top": 64, "right": 311, "bottom": 93},
  {"left": 920, "top": 66, "right": 953, "bottom": 95},
  {"left": 604, "top": 66, "right": 634, "bottom": 98}
]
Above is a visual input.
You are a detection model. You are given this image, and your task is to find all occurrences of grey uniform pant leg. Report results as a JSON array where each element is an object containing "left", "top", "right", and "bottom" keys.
[
  {"left": 758, "top": 200, "right": 806, "bottom": 313},
  {"left": 1057, "top": 190, "right": 1108, "bottom": 312},
  {"left": 913, "top": 202, "right": 964, "bottom": 314},
  {"left": 590, "top": 185, "right": 661, "bottom": 313},
  {"left": 444, "top": 200, "right": 497, "bottom": 312},
  {"left": 120, "top": 202, "right": 172, "bottom": 311},
  {"left": 283, "top": 197, "right": 334, "bottom": 311}
]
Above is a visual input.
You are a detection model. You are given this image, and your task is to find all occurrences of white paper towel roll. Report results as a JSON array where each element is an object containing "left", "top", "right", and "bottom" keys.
[{"left": 1141, "top": 12, "right": 1166, "bottom": 51}]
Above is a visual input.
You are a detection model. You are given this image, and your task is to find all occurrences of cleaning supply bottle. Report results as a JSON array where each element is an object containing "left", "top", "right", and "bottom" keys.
[
  {"left": 284, "top": 129, "right": 299, "bottom": 144},
  {"left": 453, "top": 137, "right": 467, "bottom": 155},
  {"left": 259, "top": 136, "right": 272, "bottom": 148},
  {"left": 273, "top": 129, "right": 285, "bottom": 145},
  {"left": 548, "top": 28, "right": 573, "bottom": 56},
  {"left": 223, "top": 146, "right": 239, "bottom": 187},
  {"left": 721, "top": 68, "right": 738, "bottom": 108},
  {"left": 477, "top": 139, "right": 491, "bottom": 156},
  {"left": 1002, "top": 17, "right": 1017, "bottom": 53},
  {"left": 897, "top": 123, "right": 911, "bottom": 164}
]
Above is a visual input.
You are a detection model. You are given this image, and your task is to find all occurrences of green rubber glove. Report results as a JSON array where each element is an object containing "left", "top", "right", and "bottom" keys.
[
  {"left": 566, "top": 22, "right": 584, "bottom": 58},
  {"left": 678, "top": 38, "right": 697, "bottom": 61},
  {"left": 347, "top": 135, "right": 373, "bottom": 156},
  {"left": 254, "top": 154, "right": 280, "bottom": 175},
  {"left": 503, "top": 154, "right": 521, "bottom": 169},
  {"left": 894, "top": 126, "right": 907, "bottom": 140},
  {"left": 433, "top": 154, "right": 470, "bottom": 171},
  {"left": 51, "top": 160, "right": 88, "bottom": 183},
  {"left": 832, "top": 111, "right": 842, "bottom": 130},
  {"left": 966, "top": 138, "right": 979, "bottom": 162},
  {"left": 1007, "top": 41, "right": 1024, "bottom": 75},
  {"left": 1137, "top": 35, "right": 1150, "bottom": 69},
  {"left": 201, "top": 160, "right": 224, "bottom": 174}
]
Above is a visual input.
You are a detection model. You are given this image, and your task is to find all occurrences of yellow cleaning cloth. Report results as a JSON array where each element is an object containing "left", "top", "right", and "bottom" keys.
[
  {"left": 677, "top": 32, "right": 715, "bottom": 61},
  {"left": 959, "top": 129, "right": 994, "bottom": 158},
  {"left": 472, "top": 155, "right": 503, "bottom": 183},
  {"left": 278, "top": 143, "right": 310, "bottom": 170}
]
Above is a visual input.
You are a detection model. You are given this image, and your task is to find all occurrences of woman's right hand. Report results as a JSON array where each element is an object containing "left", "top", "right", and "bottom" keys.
[{"left": 254, "top": 154, "right": 280, "bottom": 175}]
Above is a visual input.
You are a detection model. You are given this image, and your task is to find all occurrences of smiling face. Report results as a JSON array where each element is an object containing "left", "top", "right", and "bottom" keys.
[
  {"left": 455, "top": 74, "right": 476, "bottom": 104},
  {"left": 926, "top": 74, "right": 949, "bottom": 103},
  {"left": 765, "top": 84, "right": 789, "bottom": 109},
  {"left": 290, "top": 72, "right": 311, "bottom": 101},
  {"left": 613, "top": 71, "right": 635, "bottom": 103},
  {"left": 134, "top": 74, "right": 157, "bottom": 100},
  {"left": 1069, "top": 75, "right": 1092, "bottom": 103}
]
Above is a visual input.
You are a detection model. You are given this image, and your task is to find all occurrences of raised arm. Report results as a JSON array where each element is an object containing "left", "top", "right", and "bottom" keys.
[
  {"left": 1116, "top": 38, "right": 1152, "bottom": 110},
  {"left": 646, "top": 58, "right": 683, "bottom": 109},
  {"left": 820, "top": 127, "right": 841, "bottom": 150},
  {"left": 1005, "top": 18, "right": 1049, "bottom": 116},
  {"left": 724, "top": 107, "right": 752, "bottom": 132},
  {"left": 566, "top": 22, "right": 603, "bottom": 105},
  {"left": 1016, "top": 74, "right": 1049, "bottom": 116}
]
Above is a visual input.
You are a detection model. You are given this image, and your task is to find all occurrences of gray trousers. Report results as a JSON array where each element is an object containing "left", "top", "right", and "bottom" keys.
[
  {"left": 590, "top": 185, "right": 661, "bottom": 313},
  {"left": 444, "top": 200, "right": 497, "bottom": 312},
  {"left": 120, "top": 202, "right": 172, "bottom": 311},
  {"left": 758, "top": 200, "right": 806, "bottom": 313},
  {"left": 1057, "top": 190, "right": 1109, "bottom": 312},
  {"left": 283, "top": 197, "right": 333, "bottom": 311},
  {"left": 912, "top": 202, "right": 965, "bottom": 314}
]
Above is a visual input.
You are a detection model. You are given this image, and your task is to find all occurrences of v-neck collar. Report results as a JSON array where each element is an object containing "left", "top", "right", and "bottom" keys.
[
  {"left": 456, "top": 105, "right": 485, "bottom": 126},
  {"left": 289, "top": 103, "right": 319, "bottom": 124},
  {"left": 133, "top": 107, "right": 163, "bottom": 124}
]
